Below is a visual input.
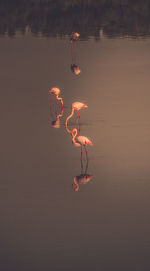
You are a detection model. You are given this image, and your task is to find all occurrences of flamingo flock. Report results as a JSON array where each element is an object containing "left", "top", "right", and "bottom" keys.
[{"left": 49, "top": 33, "right": 93, "bottom": 191}]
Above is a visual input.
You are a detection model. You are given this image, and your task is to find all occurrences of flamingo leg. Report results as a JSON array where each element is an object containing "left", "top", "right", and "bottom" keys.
[
  {"left": 85, "top": 158, "right": 89, "bottom": 175},
  {"left": 78, "top": 113, "right": 81, "bottom": 135},
  {"left": 76, "top": 113, "right": 79, "bottom": 131},
  {"left": 49, "top": 103, "right": 54, "bottom": 120},
  {"left": 55, "top": 96, "right": 57, "bottom": 116},
  {"left": 80, "top": 155, "right": 83, "bottom": 174},
  {"left": 85, "top": 146, "right": 88, "bottom": 160},
  {"left": 61, "top": 101, "right": 64, "bottom": 111},
  {"left": 80, "top": 145, "right": 83, "bottom": 161},
  {"left": 50, "top": 94, "right": 53, "bottom": 106}
]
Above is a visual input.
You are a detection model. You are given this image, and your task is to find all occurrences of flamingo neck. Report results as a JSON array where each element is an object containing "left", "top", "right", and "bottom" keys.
[
  {"left": 72, "top": 128, "right": 78, "bottom": 144},
  {"left": 65, "top": 107, "right": 75, "bottom": 134},
  {"left": 73, "top": 177, "right": 79, "bottom": 191},
  {"left": 57, "top": 108, "right": 64, "bottom": 120},
  {"left": 56, "top": 95, "right": 64, "bottom": 109}
]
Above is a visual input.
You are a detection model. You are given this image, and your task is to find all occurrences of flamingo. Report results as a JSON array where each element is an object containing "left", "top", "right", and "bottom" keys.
[
  {"left": 71, "top": 128, "right": 93, "bottom": 159},
  {"left": 70, "top": 32, "right": 80, "bottom": 43},
  {"left": 71, "top": 64, "right": 81, "bottom": 75},
  {"left": 65, "top": 102, "right": 88, "bottom": 134},
  {"left": 72, "top": 174, "right": 93, "bottom": 192},
  {"left": 49, "top": 87, "right": 64, "bottom": 110}
]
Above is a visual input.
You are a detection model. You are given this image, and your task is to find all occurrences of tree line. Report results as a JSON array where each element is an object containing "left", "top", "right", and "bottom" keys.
[{"left": 0, "top": 0, "right": 150, "bottom": 38}]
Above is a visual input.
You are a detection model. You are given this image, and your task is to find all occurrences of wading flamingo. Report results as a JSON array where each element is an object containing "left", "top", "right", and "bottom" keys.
[
  {"left": 71, "top": 128, "right": 93, "bottom": 159},
  {"left": 49, "top": 87, "right": 64, "bottom": 110},
  {"left": 72, "top": 139, "right": 93, "bottom": 192},
  {"left": 65, "top": 102, "right": 88, "bottom": 134}
]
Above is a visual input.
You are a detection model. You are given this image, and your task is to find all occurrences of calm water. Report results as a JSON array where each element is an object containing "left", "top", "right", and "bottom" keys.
[{"left": 1, "top": 1, "right": 150, "bottom": 271}]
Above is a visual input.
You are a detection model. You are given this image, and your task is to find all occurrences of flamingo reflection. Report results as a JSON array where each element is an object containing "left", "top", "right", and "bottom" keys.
[
  {"left": 72, "top": 158, "right": 93, "bottom": 192},
  {"left": 71, "top": 64, "right": 81, "bottom": 75},
  {"left": 70, "top": 35, "right": 81, "bottom": 75},
  {"left": 50, "top": 106, "right": 64, "bottom": 129},
  {"left": 49, "top": 87, "right": 64, "bottom": 110},
  {"left": 65, "top": 102, "right": 88, "bottom": 135},
  {"left": 49, "top": 91, "right": 63, "bottom": 129},
  {"left": 71, "top": 128, "right": 93, "bottom": 159}
]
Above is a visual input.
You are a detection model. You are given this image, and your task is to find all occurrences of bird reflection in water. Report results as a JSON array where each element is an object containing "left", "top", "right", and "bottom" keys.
[
  {"left": 72, "top": 157, "right": 93, "bottom": 192},
  {"left": 65, "top": 102, "right": 88, "bottom": 135},
  {"left": 50, "top": 107, "right": 64, "bottom": 129},
  {"left": 49, "top": 87, "right": 64, "bottom": 129},
  {"left": 70, "top": 32, "right": 81, "bottom": 76}
]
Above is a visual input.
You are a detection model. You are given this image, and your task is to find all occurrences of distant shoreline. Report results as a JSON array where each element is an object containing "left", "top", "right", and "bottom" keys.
[{"left": 0, "top": 0, "right": 150, "bottom": 38}]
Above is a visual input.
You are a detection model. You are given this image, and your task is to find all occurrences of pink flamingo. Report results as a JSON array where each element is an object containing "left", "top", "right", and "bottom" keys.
[
  {"left": 72, "top": 174, "right": 93, "bottom": 192},
  {"left": 71, "top": 64, "right": 81, "bottom": 75},
  {"left": 70, "top": 32, "right": 80, "bottom": 43},
  {"left": 71, "top": 128, "right": 93, "bottom": 159},
  {"left": 65, "top": 102, "right": 88, "bottom": 134},
  {"left": 49, "top": 87, "right": 64, "bottom": 110}
]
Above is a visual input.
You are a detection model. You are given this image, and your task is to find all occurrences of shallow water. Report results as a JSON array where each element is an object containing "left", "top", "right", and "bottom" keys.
[{"left": 1, "top": 2, "right": 150, "bottom": 271}]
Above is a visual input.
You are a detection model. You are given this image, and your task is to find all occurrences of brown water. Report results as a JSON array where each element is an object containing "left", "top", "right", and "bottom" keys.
[{"left": 1, "top": 17, "right": 150, "bottom": 271}]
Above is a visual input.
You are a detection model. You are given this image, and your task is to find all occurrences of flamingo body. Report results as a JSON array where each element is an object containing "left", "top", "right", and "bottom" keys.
[
  {"left": 72, "top": 102, "right": 88, "bottom": 110},
  {"left": 70, "top": 32, "right": 80, "bottom": 42},
  {"left": 76, "top": 136, "right": 93, "bottom": 146},
  {"left": 77, "top": 174, "right": 93, "bottom": 184}
]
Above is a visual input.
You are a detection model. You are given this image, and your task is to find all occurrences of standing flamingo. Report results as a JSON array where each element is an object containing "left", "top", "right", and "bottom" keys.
[
  {"left": 71, "top": 128, "right": 93, "bottom": 159},
  {"left": 49, "top": 87, "right": 64, "bottom": 110},
  {"left": 65, "top": 102, "right": 88, "bottom": 134}
]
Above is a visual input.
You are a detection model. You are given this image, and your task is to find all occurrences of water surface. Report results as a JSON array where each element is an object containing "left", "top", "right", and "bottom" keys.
[{"left": 1, "top": 1, "right": 150, "bottom": 271}]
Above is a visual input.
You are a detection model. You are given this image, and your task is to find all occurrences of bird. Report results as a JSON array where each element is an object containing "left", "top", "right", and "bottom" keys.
[
  {"left": 72, "top": 174, "right": 93, "bottom": 192},
  {"left": 65, "top": 102, "right": 88, "bottom": 134},
  {"left": 50, "top": 107, "right": 64, "bottom": 129},
  {"left": 71, "top": 64, "right": 81, "bottom": 75},
  {"left": 70, "top": 32, "right": 80, "bottom": 43},
  {"left": 71, "top": 128, "right": 93, "bottom": 159},
  {"left": 49, "top": 87, "right": 64, "bottom": 110}
]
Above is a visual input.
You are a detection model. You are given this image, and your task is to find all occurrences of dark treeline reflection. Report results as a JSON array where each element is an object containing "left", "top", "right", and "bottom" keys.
[{"left": 1, "top": 0, "right": 150, "bottom": 39}]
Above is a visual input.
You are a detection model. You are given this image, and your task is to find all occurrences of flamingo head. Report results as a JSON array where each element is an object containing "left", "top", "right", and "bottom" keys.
[
  {"left": 49, "top": 89, "right": 54, "bottom": 94},
  {"left": 83, "top": 104, "right": 88, "bottom": 108},
  {"left": 72, "top": 184, "right": 79, "bottom": 192},
  {"left": 70, "top": 128, "right": 76, "bottom": 135},
  {"left": 71, "top": 128, "right": 75, "bottom": 142}
]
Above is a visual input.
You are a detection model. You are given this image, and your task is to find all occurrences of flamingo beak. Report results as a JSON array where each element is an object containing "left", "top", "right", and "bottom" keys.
[
  {"left": 89, "top": 142, "right": 93, "bottom": 146},
  {"left": 89, "top": 175, "right": 93, "bottom": 179},
  {"left": 84, "top": 104, "right": 88, "bottom": 108}
]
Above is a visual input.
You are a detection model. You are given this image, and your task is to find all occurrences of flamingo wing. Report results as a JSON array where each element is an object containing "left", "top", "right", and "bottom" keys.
[
  {"left": 77, "top": 136, "right": 93, "bottom": 146},
  {"left": 72, "top": 102, "right": 88, "bottom": 110}
]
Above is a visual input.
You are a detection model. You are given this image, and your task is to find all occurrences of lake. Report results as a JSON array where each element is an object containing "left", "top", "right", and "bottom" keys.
[{"left": 0, "top": 1, "right": 150, "bottom": 270}]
